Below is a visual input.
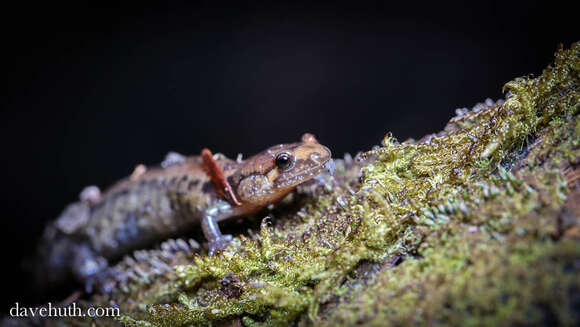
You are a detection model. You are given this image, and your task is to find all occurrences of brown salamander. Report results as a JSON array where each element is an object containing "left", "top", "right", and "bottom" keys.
[{"left": 36, "top": 133, "right": 333, "bottom": 292}]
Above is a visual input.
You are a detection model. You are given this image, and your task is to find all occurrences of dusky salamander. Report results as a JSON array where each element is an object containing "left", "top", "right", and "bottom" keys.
[{"left": 36, "top": 133, "right": 333, "bottom": 291}]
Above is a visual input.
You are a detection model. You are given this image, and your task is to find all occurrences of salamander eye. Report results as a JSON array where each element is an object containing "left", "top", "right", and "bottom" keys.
[{"left": 275, "top": 152, "right": 295, "bottom": 171}]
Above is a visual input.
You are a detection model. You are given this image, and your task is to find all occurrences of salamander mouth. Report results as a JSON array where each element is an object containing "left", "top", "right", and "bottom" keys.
[{"left": 274, "top": 158, "right": 334, "bottom": 189}]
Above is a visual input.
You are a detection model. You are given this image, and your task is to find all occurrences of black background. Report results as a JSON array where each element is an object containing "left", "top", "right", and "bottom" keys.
[{"left": 1, "top": 1, "right": 577, "bottom": 308}]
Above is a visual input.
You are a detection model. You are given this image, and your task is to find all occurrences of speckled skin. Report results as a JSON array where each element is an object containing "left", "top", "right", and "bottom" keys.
[
  {"left": 36, "top": 134, "right": 332, "bottom": 292},
  {"left": 86, "top": 157, "right": 214, "bottom": 259}
]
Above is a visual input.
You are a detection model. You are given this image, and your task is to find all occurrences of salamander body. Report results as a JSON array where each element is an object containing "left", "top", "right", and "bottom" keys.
[{"left": 36, "top": 133, "right": 333, "bottom": 292}]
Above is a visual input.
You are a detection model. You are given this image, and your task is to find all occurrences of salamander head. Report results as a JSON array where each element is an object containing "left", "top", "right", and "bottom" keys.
[{"left": 231, "top": 133, "right": 332, "bottom": 206}]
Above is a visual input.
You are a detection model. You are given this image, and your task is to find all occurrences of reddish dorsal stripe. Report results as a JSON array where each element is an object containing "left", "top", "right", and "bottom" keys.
[{"left": 201, "top": 148, "right": 242, "bottom": 206}]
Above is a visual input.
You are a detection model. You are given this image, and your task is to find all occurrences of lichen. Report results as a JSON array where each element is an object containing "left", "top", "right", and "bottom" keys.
[{"left": 23, "top": 42, "right": 579, "bottom": 327}]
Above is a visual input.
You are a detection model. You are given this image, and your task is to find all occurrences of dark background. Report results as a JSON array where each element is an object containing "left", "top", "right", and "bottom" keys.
[{"left": 1, "top": 1, "right": 576, "bottom": 309}]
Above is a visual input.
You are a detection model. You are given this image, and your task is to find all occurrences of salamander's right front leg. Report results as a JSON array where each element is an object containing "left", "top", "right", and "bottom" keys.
[{"left": 202, "top": 200, "right": 233, "bottom": 256}]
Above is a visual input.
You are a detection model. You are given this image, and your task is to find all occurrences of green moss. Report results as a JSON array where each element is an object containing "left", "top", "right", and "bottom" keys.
[
  {"left": 318, "top": 42, "right": 579, "bottom": 327},
  {"left": 322, "top": 236, "right": 580, "bottom": 326},
  {"left": 37, "top": 42, "right": 579, "bottom": 327}
]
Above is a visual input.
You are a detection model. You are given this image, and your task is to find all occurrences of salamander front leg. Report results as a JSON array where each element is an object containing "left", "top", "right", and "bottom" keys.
[{"left": 202, "top": 200, "right": 233, "bottom": 256}]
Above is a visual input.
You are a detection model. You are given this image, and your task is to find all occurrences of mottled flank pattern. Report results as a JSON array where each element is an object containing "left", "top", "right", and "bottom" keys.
[{"left": 8, "top": 42, "right": 579, "bottom": 327}]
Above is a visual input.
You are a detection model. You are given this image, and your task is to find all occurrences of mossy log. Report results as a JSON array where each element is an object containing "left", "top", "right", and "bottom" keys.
[{"left": 8, "top": 42, "right": 579, "bottom": 327}]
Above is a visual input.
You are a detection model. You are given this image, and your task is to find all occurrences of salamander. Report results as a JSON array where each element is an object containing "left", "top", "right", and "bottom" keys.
[{"left": 36, "top": 133, "right": 333, "bottom": 292}]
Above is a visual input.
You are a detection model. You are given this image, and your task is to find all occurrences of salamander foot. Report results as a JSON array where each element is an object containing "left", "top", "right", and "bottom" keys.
[{"left": 208, "top": 234, "right": 233, "bottom": 256}]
